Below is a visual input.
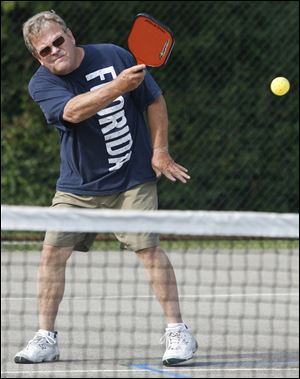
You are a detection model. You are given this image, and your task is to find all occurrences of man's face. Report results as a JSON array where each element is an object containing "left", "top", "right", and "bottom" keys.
[{"left": 31, "top": 23, "right": 78, "bottom": 75}]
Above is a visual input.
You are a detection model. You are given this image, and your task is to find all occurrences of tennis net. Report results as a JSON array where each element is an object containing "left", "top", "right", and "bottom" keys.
[{"left": 1, "top": 205, "right": 299, "bottom": 378}]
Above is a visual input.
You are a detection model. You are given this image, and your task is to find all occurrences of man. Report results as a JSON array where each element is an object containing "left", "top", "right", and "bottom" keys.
[{"left": 15, "top": 10, "right": 198, "bottom": 366}]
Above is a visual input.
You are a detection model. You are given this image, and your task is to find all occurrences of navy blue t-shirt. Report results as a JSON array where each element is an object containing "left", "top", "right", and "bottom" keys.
[{"left": 28, "top": 44, "right": 162, "bottom": 195}]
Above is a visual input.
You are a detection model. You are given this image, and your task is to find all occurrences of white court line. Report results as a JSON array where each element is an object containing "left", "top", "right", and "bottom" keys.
[
  {"left": 1, "top": 292, "right": 299, "bottom": 301},
  {"left": 1, "top": 367, "right": 299, "bottom": 375}
]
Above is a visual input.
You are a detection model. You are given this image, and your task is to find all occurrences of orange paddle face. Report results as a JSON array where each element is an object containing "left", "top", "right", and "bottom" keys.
[{"left": 128, "top": 13, "right": 175, "bottom": 67}]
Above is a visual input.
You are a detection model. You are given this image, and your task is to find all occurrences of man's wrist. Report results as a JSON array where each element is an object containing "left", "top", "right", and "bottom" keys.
[{"left": 153, "top": 146, "right": 169, "bottom": 153}]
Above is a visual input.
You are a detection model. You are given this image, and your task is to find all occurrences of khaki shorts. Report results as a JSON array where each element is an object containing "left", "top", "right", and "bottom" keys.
[{"left": 44, "top": 181, "right": 159, "bottom": 252}]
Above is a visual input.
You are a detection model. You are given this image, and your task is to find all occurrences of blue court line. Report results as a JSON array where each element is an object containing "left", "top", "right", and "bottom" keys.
[{"left": 130, "top": 364, "right": 192, "bottom": 378}]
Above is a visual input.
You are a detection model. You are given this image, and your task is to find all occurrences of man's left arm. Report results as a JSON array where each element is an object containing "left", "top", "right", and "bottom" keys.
[{"left": 146, "top": 94, "right": 190, "bottom": 183}]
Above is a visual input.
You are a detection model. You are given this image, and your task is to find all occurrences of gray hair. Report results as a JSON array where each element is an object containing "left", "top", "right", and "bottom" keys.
[{"left": 23, "top": 10, "right": 68, "bottom": 53}]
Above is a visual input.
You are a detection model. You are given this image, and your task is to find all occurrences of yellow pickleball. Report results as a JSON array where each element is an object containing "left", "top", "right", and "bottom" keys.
[{"left": 270, "top": 77, "right": 290, "bottom": 96}]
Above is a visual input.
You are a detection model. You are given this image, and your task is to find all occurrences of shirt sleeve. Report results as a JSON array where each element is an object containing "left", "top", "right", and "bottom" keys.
[
  {"left": 131, "top": 70, "right": 162, "bottom": 112},
  {"left": 28, "top": 73, "right": 75, "bottom": 131}
]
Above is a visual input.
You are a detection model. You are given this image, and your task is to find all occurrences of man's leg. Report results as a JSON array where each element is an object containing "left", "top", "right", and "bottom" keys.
[
  {"left": 136, "top": 245, "right": 198, "bottom": 366},
  {"left": 14, "top": 245, "right": 72, "bottom": 363},
  {"left": 135, "top": 246, "right": 182, "bottom": 323},
  {"left": 38, "top": 245, "right": 73, "bottom": 331}
]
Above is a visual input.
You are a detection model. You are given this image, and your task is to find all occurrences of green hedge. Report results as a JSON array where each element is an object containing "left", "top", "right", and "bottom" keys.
[{"left": 1, "top": 1, "right": 299, "bottom": 211}]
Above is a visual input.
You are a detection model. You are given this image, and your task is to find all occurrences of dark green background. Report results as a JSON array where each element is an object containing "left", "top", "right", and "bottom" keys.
[{"left": 1, "top": 1, "right": 299, "bottom": 211}]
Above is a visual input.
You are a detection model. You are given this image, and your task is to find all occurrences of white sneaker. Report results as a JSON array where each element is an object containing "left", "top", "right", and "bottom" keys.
[
  {"left": 14, "top": 330, "right": 59, "bottom": 364},
  {"left": 160, "top": 325, "right": 198, "bottom": 366}
]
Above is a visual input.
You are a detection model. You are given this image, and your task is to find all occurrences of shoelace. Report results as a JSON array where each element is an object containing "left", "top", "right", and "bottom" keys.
[
  {"left": 27, "top": 333, "right": 56, "bottom": 347},
  {"left": 160, "top": 330, "right": 183, "bottom": 350}
]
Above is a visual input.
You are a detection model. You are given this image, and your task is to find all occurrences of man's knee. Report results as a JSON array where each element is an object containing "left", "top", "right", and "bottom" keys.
[
  {"left": 136, "top": 245, "right": 162, "bottom": 254},
  {"left": 40, "top": 245, "right": 73, "bottom": 268},
  {"left": 135, "top": 246, "right": 171, "bottom": 268},
  {"left": 135, "top": 245, "right": 163, "bottom": 259}
]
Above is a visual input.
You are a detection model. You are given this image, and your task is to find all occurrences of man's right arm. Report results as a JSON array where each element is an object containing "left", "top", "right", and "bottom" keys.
[{"left": 63, "top": 64, "right": 146, "bottom": 124}]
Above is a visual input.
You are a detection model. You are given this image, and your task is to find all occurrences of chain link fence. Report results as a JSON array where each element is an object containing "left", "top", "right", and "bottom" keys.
[{"left": 1, "top": 1, "right": 299, "bottom": 211}]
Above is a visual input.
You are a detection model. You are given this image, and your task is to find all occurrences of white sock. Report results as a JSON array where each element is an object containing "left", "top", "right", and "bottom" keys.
[
  {"left": 167, "top": 323, "right": 186, "bottom": 329},
  {"left": 38, "top": 329, "right": 57, "bottom": 339}
]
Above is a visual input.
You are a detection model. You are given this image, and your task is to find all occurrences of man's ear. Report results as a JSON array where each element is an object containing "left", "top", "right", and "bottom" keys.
[
  {"left": 32, "top": 51, "right": 44, "bottom": 65},
  {"left": 66, "top": 28, "right": 76, "bottom": 45}
]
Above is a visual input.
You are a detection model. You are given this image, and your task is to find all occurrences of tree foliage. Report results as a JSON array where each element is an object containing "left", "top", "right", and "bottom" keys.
[{"left": 1, "top": 1, "right": 299, "bottom": 211}]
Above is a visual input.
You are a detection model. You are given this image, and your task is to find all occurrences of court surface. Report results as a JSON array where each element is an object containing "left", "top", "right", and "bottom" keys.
[{"left": 1, "top": 246, "right": 299, "bottom": 378}]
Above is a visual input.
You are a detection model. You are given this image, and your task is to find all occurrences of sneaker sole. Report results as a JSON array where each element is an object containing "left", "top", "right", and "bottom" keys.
[
  {"left": 163, "top": 355, "right": 194, "bottom": 366},
  {"left": 163, "top": 343, "right": 198, "bottom": 367},
  {"left": 14, "top": 355, "right": 60, "bottom": 364}
]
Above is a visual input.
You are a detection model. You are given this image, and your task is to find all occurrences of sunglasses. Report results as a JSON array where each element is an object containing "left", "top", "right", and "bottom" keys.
[{"left": 38, "top": 36, "right": 65, "bottom": 57}]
